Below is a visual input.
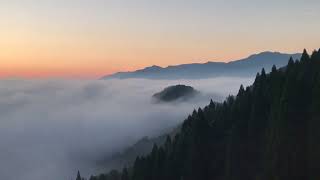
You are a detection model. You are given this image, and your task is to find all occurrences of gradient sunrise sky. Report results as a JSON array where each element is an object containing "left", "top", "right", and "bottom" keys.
[{"left": 0, "top": 0, "right": 319, "bottom": 79}]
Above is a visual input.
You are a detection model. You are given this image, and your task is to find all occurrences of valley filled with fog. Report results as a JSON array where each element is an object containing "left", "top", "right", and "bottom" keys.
[{"left": 0, "top": 77, "right": 253, "bottom": 180}]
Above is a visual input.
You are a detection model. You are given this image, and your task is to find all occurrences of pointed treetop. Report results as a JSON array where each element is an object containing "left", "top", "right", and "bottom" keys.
[
  {"left": 288, "top": 57, "right": 294, "bottom": 66},
  {"left": 192, "top": 109, "right": 197, "bottom": 117},
  {"left": 311, "top": 50, "right": 318, "bottom": 59},
  {"left": 261, "top": 68, "right": 266, "bottom": 76},
  {"left": 272, "top": 65, "right": 277, "bottom": 72},
  {"left": 301, "top": 49, "right": 310, "bottom": 62},
  {"left": 254, "top": 72, "right": 260, "bottom": 84},
  {"left": 209, "top": 99, "right": 215, "bottom": 109},
  {"left": 210, "top": 99, "right": 214, "bottom": 105},
  {"left": 238, "top": 84, "right": 245, "bottom": 96},
  {"left": 289, "top": 56, "right": 294, "bottom": 61},
  {"left": 197, "top": 107, "right": 204, "bottom": 119},
  {"left": 76, "top": 171, "right": 81, "bottom": 180}
]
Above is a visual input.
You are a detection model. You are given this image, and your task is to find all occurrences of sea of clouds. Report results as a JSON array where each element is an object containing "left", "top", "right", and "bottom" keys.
[{"left": 0, "top": 77, "right": 253, "bottom": 180}]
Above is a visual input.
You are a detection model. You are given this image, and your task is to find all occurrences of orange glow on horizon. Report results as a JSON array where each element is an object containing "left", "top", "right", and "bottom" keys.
[
  {"left": 1, "top": 0, "right": 319, "bottom": 79},
  {"left": 0, "top": 47, "right": 318, "bottom": 79},
  {"left": 0, "top": 67, "right": 110, "bottom": 79}
]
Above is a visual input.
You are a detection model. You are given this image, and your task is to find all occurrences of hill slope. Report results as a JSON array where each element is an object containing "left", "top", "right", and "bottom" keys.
[
  {"left": 99, "top": 126, "right": 181, "bottom": 171},
  {"left": 102, "top": 52, "right": 301, "bottom": 80},
  {"left": 84, "top": 49, "right": 320, "bottom": 180},
  {"left": 152, "top": 85, "right": 199, "bottom": 102}
]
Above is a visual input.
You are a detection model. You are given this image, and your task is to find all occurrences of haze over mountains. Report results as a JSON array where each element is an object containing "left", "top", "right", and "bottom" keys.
[
  {"left": 0, "top": 77, "right": 253, "bottom": 180},
  {"left": 88, "top": 49, "right": 320, "bottom": 180},
  {"left": 103, "top": 52, "right": 301, "bottom": 80}
]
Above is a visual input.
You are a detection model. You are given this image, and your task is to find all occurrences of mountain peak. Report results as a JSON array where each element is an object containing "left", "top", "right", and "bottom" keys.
[
  {"left": 136, "top": 65, "right": 163, "bottom": 73},
  {"left": 102, "top": 51, "right": 301, "bottom": 80},
  {"left": 249, "top": 51, "right": 282, "bottom": 58},
  {"left": 145, "top": 65, "right": 162, "bottom": 70}
]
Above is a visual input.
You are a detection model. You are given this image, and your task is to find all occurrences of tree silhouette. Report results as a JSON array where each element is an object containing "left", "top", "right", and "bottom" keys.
[{"left": 84, "top": 49, "right": 320, "bottom": 180}]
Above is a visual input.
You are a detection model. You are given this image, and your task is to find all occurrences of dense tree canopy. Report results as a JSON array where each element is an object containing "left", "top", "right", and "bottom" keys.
[{"left": 80, "top": 49, "right": 320, "bottom": 180}]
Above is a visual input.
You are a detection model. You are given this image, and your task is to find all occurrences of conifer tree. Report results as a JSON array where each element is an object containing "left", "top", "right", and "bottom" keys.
[
  {"left": 76, "top": 171, "right": 82, "bottom": 180},
  {"left": 85, "top": 48, "right": 320, "bottom": 180}
]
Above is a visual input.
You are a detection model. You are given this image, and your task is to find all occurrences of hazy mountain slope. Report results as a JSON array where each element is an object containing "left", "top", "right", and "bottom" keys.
[
  {"left": 102, "top": 52, "right": 301, "bottom": 80},
  {"left": 98, "top": 126, "right": 181, "bottom": 171},
  {"left": 86, "top": 49, "right": 320, "bottom": 180}
]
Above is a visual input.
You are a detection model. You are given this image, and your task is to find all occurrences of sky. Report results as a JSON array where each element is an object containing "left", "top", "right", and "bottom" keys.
[{"left": 0, "top": 0, "right": 319, "bottom": 78}]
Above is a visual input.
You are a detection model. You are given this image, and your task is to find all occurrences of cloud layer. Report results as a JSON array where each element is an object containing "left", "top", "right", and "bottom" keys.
[{"left": 0, "top": 77, "right": 253, "bottom": 180}]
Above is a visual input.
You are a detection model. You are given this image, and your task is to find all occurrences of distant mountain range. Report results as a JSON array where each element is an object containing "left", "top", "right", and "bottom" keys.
[
  {"left": 88, "top": 49, "right": 320, "bottom": 180},
  {"left": 102, "top": 52, "right": 301, "bottom": 79}
]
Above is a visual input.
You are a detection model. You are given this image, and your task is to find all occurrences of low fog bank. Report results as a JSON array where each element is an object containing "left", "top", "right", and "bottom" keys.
[{"left": 0, "top": 77, "right": 253, "bottom": 180}]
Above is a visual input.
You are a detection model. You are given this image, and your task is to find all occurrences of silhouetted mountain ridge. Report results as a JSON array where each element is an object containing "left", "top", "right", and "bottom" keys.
[
  {"left": 81, "top": 49, "right": 320, "bottom": 180},
  {"left": 102, "top": 51, "right": 301, "bottom": 79}
]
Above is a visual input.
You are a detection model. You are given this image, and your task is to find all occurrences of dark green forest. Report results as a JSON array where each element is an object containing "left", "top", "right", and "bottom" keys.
[{"left": 78, "top": 49, "right": 320, "bottom": 180}]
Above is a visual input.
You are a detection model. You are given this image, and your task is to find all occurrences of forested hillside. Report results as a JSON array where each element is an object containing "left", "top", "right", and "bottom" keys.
[{"left": 81, "top": 49, "right": 320, "bottom": 180}]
